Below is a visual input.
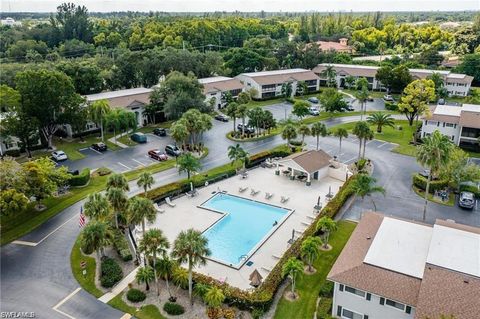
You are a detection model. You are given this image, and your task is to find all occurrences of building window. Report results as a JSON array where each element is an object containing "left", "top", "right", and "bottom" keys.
[
  {"left": 427, "top": 121, "right": 437, "bottom": 126},
  {"left": 385, "top": 299, "right": 406, "bottom": 311},
  {"left": 342, "top": 308, "right": 363, "bottom": 319},
  {"left": 344, "top": 285, "right": 366, "bottom": 298}
]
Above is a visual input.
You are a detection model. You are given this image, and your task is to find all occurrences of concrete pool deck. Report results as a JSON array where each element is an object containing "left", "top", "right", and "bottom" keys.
[{"left": 144, "top": 166, "right": 344, "bottom": 290}]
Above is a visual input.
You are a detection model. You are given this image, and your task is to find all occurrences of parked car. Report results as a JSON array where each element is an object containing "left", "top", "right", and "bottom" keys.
[
  {"left": 383, "top": 94, "right": 394, "bottom": 102},
  {"left": 308, "top": 106, "right": 319, "bottom": 116},
  {"left": 51, "top": 150, "right": 68, "bottom": 161},
  {"left": 345, "top": 104, "right": 355, "bottom": 111},
  {"left": 214, "top": 114, "right": 229, "bottom": 122},
  {"left": 131, "top": 132, "right": 147, "bottom": 143},
  {"left": 307, "top": 97, "right": 319, "bottom": 104},
  {"left": 437, "top": 98, "right": 446, "bottom": 105},
  {"left": 458, "top": 191, "right": 475, "bottom": 209},
  {"left": 91, "top": 142, "right": 107, "bottom": 152},
  {"left": 237, "top": 123, "right": 254, "bottom": 134},
  {"left": 165, "top": 144, "right": 182, "bottom": 157},
  {"left": 148, "top": 149, "right": 168, "bottom": 161},
  {"left": 153, "top": 128, "right": 167, "bottom": 136}
]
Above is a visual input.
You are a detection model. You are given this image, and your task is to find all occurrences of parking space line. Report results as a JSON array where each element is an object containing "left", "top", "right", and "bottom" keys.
[
  {"left": 377, "top": 142, "right": 389, "bottom": 148},
  {"left": 52, "top": 287, "right": 81, "bottom": 319},
  {"left": 366, "top": 140, "right": 375, "bottom": 145},
  {"left": 117, "top": 162, "right": 132, "bottom": 170},
  {"left": 78, "top": 147, "right": 89, "bottom": 151},
  {"left": 131, "top": 159, "right": 146, "bottom": 166},
  {"left": 344, "top": 156, "right": 357, "bottom": 164},
  {"left": 325, "top": 148, "right": 334, "bottom": 154},
  {"left": 11, "top": 240, "right": 37, "bottom": 247},
  {"left": 89, "top": 148, "right": 103, "bottom": 155}
]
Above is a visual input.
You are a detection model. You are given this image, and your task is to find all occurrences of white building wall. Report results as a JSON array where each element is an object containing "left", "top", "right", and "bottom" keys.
[
  {"left": 332, "top": 282, "right": 415, "bottom": 319},
  {"left": 421, "top": 121, "right": 461, "bottom": 144},
  {"left": 445, "top": 81, "right": 470, "bottom": 97},
  {"left": 235, "top": 75, "right": 263, "bottom": 99}
]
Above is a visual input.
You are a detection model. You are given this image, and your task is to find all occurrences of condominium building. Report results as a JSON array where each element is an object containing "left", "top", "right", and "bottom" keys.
[
  {"left": 236, "top": 69, "right": 319, "bottom": 99},
  {"left": 421, "top": 103, "right": 480, "bottom": 149},
  {"left": 312, "top": 63, "right": 473, "bottom": 96},
  {"left": 198, "top": 76, "right": 244, "bottom": 109},
  {"left": 311, "top": 38, "right": 354, "bottom": 54},
  {"left": 328, "top": 212, "right": 480, "bottom": 319}
]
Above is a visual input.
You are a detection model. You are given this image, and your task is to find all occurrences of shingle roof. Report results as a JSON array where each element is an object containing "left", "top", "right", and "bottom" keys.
[
  {"left": 200, "top": 77, "right": 243, "bottom": 94},
  {"left": 279, "top": 150, "right": 332, "bottom": 174},
  {"left": 315, "top": 41, "right": 353, "bottom": 52},
  {"left": 238, "top": 69, "right": 319, "bottom": 85}
]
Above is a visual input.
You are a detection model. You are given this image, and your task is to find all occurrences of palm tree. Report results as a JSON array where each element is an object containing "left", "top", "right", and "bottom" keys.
[
  {"left": 316, "top": 216, "right": 337, "bottom": 249},
  {"left": 351, "top": 174, "right": 386, "bottom": 211},
  {"left": 416, "top": 130, "right": 453, "bottom": 221},
  {"left": 84, "top": 193, "right": 111, "bottom": 221},
  {"left": 89, "top": 99, "right": 111, "bottom": 142},
  {"left": 204, "top": 286, "right": 225, "bottom": 319},
  {"left": 106, "top": 173, "right": 129, "bottom": 192},
  {"left": 106, "top": 187, "right": 128, "bottom": 229},
  {"left": 282, "top": 124, "right": 298, "bottom": 147},
  {"left": 281, "top": 82, "right": 293, "bottom": 99},
  {"left": 228, "top": 144, "right": 249, "bottom": 171},
  {"left": 297, "top": 124, "right": 311, "bottom": 146},
  {"left": 136, "top": 266, "right": 155, "bottom": 291},
  {"left": 321, "top": 65, "right": 337, "bottom": 88},
  {"left": 362, "top": 128, "right": 374, "bottom": 158},
  {"left": 300, "top": 236, "right": 322, "bottom": 272},
  {"left": 235, "top": 104, "right": 248, "bottom": 136},
  {"left": 128, "top": 196, "right": 157, "bottom": 237},
  {"left": 311, "top": 122, "right": 327, "bottom": 150},
  {"left": 224, "top": 102, "right": 238, "bottom": 134},
  {"left": 344, "top": 75, "right": 356, "bottom": 89},
  {"left": 352, "top": 121, "right": 370, "bottom": 159},
  {"left": 333, "top": 128, "right": 348, "bottom": 156},
  {"left": 281, "top": 257, "right": 304, "bottom": 299},
  {"left": 367, "top": 112, "right": 395, "bottom": 133},
  {"left": 139, "top": 228, "right": 169, "bottom": 296},
  {"left": 137, "top": 171, "right": 154, "bottom": 196},
  {"left": 354, "top": 85, "right": 369, "bottom": 120},
  {"left": 170, "top": 120, "right": 189, "bottom": 150},
  {"left": 80, "top": 220, "right": 112, "bottom": 261},
  {"left": 158, "top": 255, "right": 176, "bottom": 299},
  {"left": 171, "top": 228, "right": 211, "bottom": 306},
  {"left": 177, "top": 153, "right": 201, "bottom": 181}
]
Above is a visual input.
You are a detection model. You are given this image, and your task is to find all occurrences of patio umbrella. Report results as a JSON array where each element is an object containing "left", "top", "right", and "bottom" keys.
[{"left": 249, "top": 269, "right": 263, "bottom": 287}]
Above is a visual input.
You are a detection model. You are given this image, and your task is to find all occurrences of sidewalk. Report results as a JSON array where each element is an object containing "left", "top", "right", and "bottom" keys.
[{"left": 108, "top": 131, "right": 131, "bottom": 149}]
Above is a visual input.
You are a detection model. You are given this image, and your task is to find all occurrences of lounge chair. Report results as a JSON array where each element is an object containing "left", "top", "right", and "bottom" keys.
[
  {"left": 239, "top": 186, "right": 248, "bottom": 193},
  {"left": 306, "top": 215, "right": 316, "bottom": 220},
  {"left": 154, "top": 203, "right": 165, "bottom": 213},
  {"left": 261, "top": 266, "right": 272, "bottom": 273},
  {"left": 272, "top": 254, "right": 282, "bottom": 260},
  {"left": 265, "top": 192, "right": 273, "bottom": 200},
  {"left": 240, "top": 171, "right": 248, "bottom": 179},
  {"left": 301, "top": 221, "right": 311, "bottom": 226},
  {"left": 165, "top": 197, "right": 176, "bottom": 207},
  {"left": 280, "top": 196, "right": 289, "bottom": 203},
  {"left": 250, "top": 189, "right": 259, "bottom": 196}
]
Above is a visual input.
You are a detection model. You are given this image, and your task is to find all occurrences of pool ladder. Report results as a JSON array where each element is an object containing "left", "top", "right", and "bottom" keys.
[{"left": 238, "top": 254, "right": 248, "bottom": 262}]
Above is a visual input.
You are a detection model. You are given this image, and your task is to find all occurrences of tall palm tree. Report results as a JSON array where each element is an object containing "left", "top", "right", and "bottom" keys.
[
  {"left": 139, "top": 228, "right": 169, "bottom": 296},
  {"left": 282, "top": 124, "right": 298, "bottom": 147},
  {"left": 128, "top": 197, "right": 157, "bottom": 237},
  {"left": 106, "top": 173, "right": 129, "bottom": 192},
  {"left": 352, "top": 121, "right": 370, "bottom": 159},
  {"left": 281, "top": 82, "right": 293, "bottom": 99},
  {"left": 170, "top": 120, "right": 189, "bottom": 150},
  {"left": 106, "top": 187, "right": 128, "bottom": 229},
  {"left": 351, "top": 174, "right": 386, "bottom": 211},
  {"left": 354, "top": 85, "right": 369, "bottom": 120},
  {"left": 136, "top": 266, "right": 155, "bottom": 291},
  {"left": 83, "top": 193, "right": 111, "bottom": 222},
  {"left": 224, "top": 102, "right": 238, "bottom": 134},
  {"left": 158, "top": 255, "right": 176, "bottom": 299},
  {"left": 282, "top": 257, "right": 304, "bottom": 299},
  {"left": 416, "top": 130, "right": 453, "bottom": 221},
  {"left": 228, "top": 144, "right": 249, "bottom": 170},
  {"left": 198, "top": 114, "right": 213, "bottom": 150},
  {"left": 89, "top": 99, "right": 111, "bottom": 142},
  {"left": 316, "top": 216, "right": 337, "bottom": 249},
  {"left": 137, "top": 171, "right": 154, "bottom": 196},
  {"left": 177, "top": 153, "right": 201, "bottom": 181},
  {"left": 333, "top": 128, "right": 348, "bottom": 156},
  {"left": 311, "top": 122, "right": 327, "bottom": 150},
  {"left": 171, "top": 229, "right": 211, "bottom": 306},
  {"left": 300, "top": 236, "right": 322, "bottom": 272},
  {"left": 366, "top": 112, "right": 395, "bottom": 133},
  {"left": 321, "top": 65, "right": 337, "bottom": 88},
  {"left": 362, "top": 128, "right": 374, "bottom": 158},
  {"left": 297, "top": 124, "right": 311, "bottom": 146},
  {"left": 204, "top": 286, "right": 225, "bottom": 319},
  {"left": 235, "top": 104, "right": 248, "bottom": 136},
  {"left": 80, "top": 220, "right": 112, "bottom": 261}
]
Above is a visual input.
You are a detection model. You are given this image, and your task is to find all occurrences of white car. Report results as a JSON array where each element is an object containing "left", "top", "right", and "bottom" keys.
[
  {"left": 383, "top": 94, "right": 394, "bottom": 102},
  {"left": 51, "top": 150, "right": 68, "bottom": 161},
  {"left": 309, "top": 106, "right": 319, "bottom": 116}
]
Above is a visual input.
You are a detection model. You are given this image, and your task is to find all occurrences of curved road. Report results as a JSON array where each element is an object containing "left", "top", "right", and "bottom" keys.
[{"left": 2, "top": 111, "right": 478, "bottom": 318}]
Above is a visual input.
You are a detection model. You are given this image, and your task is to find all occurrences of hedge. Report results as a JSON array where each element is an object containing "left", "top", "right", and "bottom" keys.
[
  {"left": 316, "top": 298, "right": 333, "bottom": 319},
  {"left": 126, "top": 288, "right": 146, "bottom": 302},
  {"left": 163, "top": 302, "right": 185, "bottom": 315},
  {"left": 191, "top": 175, "right": 358, "bottom": 311},
  {"left": 412, "top": 174, "right": 448, "bottom": 194},
  {"left": 68, "top": 168, "right": 91, "bottom": 186},
  {"left": 112, "top": 229, "right": 133, "bottom": 262},
  {"left": 100, "top": 257, "right": 123, "bottom": 288},
  {"left": 384, "top": 102, "right": 398, "bottom": 111},
  {"left": 459, "top": 184, "right": 480, "bottom": 198}
]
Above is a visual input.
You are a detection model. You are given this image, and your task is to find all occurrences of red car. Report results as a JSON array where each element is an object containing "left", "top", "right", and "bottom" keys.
[{"left": 148, "top": 149, "right": 168, "bottom": 161}]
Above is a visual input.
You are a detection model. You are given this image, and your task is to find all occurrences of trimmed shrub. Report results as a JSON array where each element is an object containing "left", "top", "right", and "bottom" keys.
[
  {"left": 412, "top": 174, "right": 448, "bottom": 194},
  {"left": 289, "top": 140, "right": 303, "bottom": 147},
  {"left": 222, "top": 308, "right": 236, "bottom": 319},
  {"left": 4, "top": 149, "right": 21, "bottom": 157},
  {"left": 96, "top": 167, "right": 112, "bottom": 176},
  {"left": 68, "top": 168, "right": 90, "bottom": 186},
  {"left": 316, "top": 298, "right": 333, "bottom": 319},
  {"left": 112, "top": 229, "right": 133, "bottom": 261},
  {"left": 384, "top": 102, "right": 398, "bottom": 111},
  {"left": 319, "top": 281, "right": 334, "bottom": 298},
  {"left": 100, "top": 257, "right": 123, "bottom": 288},
  {"left": 163, "top": 302, "right": 185, "bottom": 315},
  {"left": 459, "top": 184, "right": 480, "bottom": 198},
  {"left": 126, "top": 288, "right": 146, "bottom": 302}
]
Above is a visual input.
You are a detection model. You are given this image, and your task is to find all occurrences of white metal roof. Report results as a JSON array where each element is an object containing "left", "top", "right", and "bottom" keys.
[
  {"left": 364, "top": 217, "right": 433, "bottom": 279},
  {"left": 433, "top": 104, "right": 462, "bottom": 117},
  {"left": 426, "top": 224, "right": 480, "bottom": 277},
  {"left": 198, "top": 76, "right": 233, "bottom": 84},
  {"left": 462, "top": 104, "right": 480, "bottom": 113},
  {"left": 85, "top": 87, "right": 152, "bottom": 101},
  {"left": 240, "top": 68, "right": 309, "bottom": 77},
  {"left": 319, "top": 63, "right": 380, "bottom": 70}
]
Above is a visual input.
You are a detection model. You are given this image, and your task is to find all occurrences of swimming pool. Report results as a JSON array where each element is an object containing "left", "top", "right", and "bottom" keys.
[{"left": 200, "top": 193, "right": 292, "bottom": 268}]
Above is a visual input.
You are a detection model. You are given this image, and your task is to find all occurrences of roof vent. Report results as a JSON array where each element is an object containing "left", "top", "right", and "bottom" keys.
[
  {"left": 464, "top": 279, "right": 469, "bottom": 284},
  {"left": 366, "top": 236, "right": 371, "bottom": 240}
]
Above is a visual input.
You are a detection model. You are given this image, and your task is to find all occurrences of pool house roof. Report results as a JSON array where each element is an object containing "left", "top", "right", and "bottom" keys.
[{"left": 277, "top": 150, "right": 332, "bottom": 174}]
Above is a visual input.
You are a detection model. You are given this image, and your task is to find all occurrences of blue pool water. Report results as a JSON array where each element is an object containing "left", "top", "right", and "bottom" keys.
[{"left": 201, "top": 193, "right": 290, "bottom": 267}]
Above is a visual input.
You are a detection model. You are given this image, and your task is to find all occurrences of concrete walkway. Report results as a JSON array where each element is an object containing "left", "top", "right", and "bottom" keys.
[
  {"left": 108, "top": 131, "right": 131, "bottom": 149},
  {"left": 339, "top": 90, "right": 356, "bottom": 99}
]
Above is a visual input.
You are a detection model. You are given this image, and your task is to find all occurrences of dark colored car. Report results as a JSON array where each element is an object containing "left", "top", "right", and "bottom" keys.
[
  {"left": 165, "top": 144, "right": 182, "bottom": 157},
  {"left": 153, "top": 128, "right": 167, "bottom": 136},
  {"left": 308, "top": 97, "right": 319, "bottom": 104},
  {"left": 131, "top": 132, "right": 147, "bottom": 143},
  {"left": 214, "top": 114, "right": 229, "bottom": 122},
  {"left": 237, "top": 123, "right": 254, "bottom": 134},
  {"left": 346, "top": 104, "right": 355, "bottom": 111},
  {"left": 458, "top": 191, "right": 475, "bottom": 209},
  {"left": 148, "top": 149, "right": 168, "bottom": 161},
  {"left": 91, "top": 142, "right": 107, "bottom": 152}
]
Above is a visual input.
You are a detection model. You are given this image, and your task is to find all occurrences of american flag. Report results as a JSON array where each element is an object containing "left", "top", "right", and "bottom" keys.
[{"left": 79, "top": 206, "right": 86, "bottom": 228}]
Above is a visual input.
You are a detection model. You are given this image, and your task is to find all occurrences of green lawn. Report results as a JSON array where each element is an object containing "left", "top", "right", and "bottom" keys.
[
  {"left": 107, "top": 292, "right": 166, "bottom": 319},
  {"left": 413, "top": 186, "right": 455, "bottom": 206},
  {"left": 274, "top": 221, "right": 357, "bottom": 319},
  {"left": 116, "top": 134, "right": 138, "bottom": 147},
  {"left": 70, "top": 238, "right": 104, "bottom": 298}
]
